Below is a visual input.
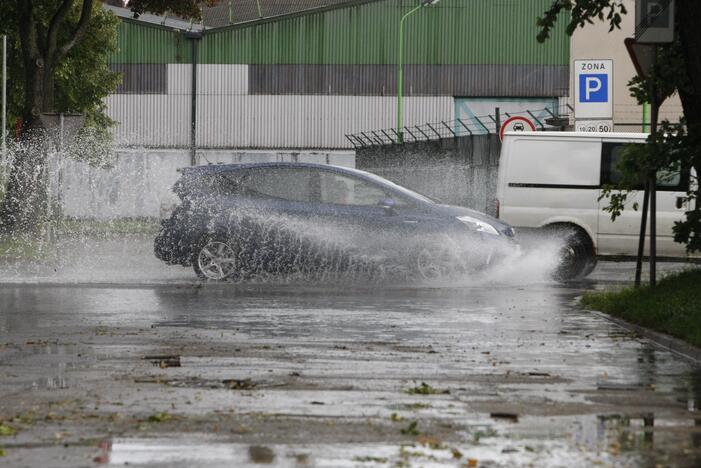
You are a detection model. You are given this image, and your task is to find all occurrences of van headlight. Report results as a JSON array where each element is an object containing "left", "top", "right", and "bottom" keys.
[{"left": 456, "top": 216, "right": 500, "bottom": 236}]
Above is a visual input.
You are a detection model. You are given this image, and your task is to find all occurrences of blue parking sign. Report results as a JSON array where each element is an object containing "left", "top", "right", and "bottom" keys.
[{"left": 579, "top": 74, "right": 608, "bottom": 103}]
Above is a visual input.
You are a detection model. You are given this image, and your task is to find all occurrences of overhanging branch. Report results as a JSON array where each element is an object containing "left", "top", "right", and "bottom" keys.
[
  {"left": 58, "top": 0, "right": 94, "bottom": 58},
  {"left": 46, "top": 0, "right": 74, "bottom": 61}
]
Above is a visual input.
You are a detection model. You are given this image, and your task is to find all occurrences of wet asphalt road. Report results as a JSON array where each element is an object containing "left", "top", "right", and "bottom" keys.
[{"left": 0, "top": 238, "right": 701, "bottom": 467}]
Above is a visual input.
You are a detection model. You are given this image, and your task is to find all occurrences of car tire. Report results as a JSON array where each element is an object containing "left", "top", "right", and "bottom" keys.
[
  {"left": 192, "top": 237, "right": 240, "bottom": 281},
  {"left": 548, "top": 225, "right": 596, "bottom": 281}
]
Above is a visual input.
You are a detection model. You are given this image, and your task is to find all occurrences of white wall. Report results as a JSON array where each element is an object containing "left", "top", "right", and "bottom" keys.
[{"left": 106, "top": 64, "right": 454, "bottom": 149}]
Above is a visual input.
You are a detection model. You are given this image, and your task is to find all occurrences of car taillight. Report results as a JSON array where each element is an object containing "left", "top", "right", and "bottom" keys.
[{"left": 496, "top": 198, "right": 500, "bottom": 219}]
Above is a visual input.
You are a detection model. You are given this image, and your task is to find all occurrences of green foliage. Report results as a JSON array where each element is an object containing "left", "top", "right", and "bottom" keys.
[
  {"left": 405, "top": 382, "right": 450, "bottom": 395},
  {"left": 0, "top": 424, "right": 17, "bottom": 436},
  {"left": 626, "top": 42, "right": 689, "bottom": 107},
  {"left": 582, "top": 269, "right": 701, "bottom": 347},
  {"left": 128, "top": 0, "right": 212, "bottom": 20},
  {"left": 147, "top": 412, "right": 172, "bottom": 423},
  {"left": 1, "top": 2, "right": 120, "bottom": 163},
  {"left": 599, "top": 120, "right": 701, "bottom": 252},
  {"left": 536, "top": 0, "right": 627, "bottom": 43},
  {"left": 400, "top": 420, "right": 420, "bottom": 436}
]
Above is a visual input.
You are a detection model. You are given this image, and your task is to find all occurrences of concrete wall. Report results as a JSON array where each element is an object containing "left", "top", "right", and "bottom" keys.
[
  {"left": 52, "top": 148, "right": 355, "bottom": 219},
  {"left": 355, "top": 135, "right": 501, "bottom": 216},
  {"left": 52, "top": 138, "right": 499, "bottom": 220}
]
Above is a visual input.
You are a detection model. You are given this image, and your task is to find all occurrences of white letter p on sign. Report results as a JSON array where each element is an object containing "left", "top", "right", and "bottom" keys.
[{"left": 585, "top": 77, "right": 602, "bottom": 100}]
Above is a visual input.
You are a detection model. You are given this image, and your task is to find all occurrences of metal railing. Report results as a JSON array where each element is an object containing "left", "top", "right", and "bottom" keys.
[{"left": 345, "top": 104, "right": 574, "bottom": 148}]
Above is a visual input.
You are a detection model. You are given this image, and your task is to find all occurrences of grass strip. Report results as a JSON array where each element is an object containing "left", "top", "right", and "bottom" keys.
[{"left": 581, "top": 269, "right": 701, "bottom": 348}]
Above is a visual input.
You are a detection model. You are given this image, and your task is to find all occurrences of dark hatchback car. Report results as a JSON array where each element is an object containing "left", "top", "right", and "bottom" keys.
[{"left": 154, "top": 162, "right": 518, "bottom": 280}]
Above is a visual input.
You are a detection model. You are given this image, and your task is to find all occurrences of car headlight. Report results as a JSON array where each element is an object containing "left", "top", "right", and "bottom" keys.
[{"left": 456, "top": 216, "right": 500, "bottom": 236}]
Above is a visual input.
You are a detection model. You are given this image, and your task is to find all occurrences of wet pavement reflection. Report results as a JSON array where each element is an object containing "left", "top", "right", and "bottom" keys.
[{"left": 1, "top": 270, "right": 700, "bottom": 466}]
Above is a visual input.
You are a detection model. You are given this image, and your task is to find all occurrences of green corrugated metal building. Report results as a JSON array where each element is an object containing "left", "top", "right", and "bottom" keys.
[{"left": 105, "top": 0, "right": 569, "bottom": 149}]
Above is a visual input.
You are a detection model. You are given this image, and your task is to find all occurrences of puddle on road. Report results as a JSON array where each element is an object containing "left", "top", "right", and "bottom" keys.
[
  {"left": 96, "top": 437, "right": 630, "bottom": 467},
  {"left": 93, "top": 411, "right": 701, "bottom": 467}
]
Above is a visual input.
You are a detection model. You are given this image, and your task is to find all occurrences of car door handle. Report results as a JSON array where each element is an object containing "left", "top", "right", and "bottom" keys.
[
  {"left": 403, "top": 219, "right": 419, "bottom": 224},
  {"left": 676, "top": 197, "right": 685, "bottom": 209}
]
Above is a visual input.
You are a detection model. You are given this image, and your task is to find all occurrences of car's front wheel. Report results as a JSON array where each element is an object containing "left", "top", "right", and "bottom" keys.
[{"left": 193, "top": 239, "right": 239, "bottom": 280}]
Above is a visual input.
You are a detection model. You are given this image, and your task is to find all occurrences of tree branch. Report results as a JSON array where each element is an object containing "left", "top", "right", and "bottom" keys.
[
  {"left": 18, "top": 0, "right": 39, "bottom": 63},
  {"left": 46, "top": 0, "right": 74, "bottom": 62},
  {"left": 58, "top": 0, "right": 95, "bottom": 58}
]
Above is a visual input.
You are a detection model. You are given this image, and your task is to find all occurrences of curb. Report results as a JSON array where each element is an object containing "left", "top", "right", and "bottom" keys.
[{"left": 588, "top": 310, "right": 701, "bottom": 366}]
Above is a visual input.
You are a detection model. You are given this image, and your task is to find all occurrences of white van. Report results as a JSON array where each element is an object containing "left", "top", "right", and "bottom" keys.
[{"left": 496, "top": 131, "right": 694, "bottom": 278}]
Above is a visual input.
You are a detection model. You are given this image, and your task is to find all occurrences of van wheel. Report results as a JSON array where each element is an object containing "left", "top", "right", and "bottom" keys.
[{"left": 548, "top": 226, "right": 596, "bottom": 281}]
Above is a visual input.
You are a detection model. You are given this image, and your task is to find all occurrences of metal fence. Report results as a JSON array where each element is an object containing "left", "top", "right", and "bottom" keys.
[{"left": 345, "top": 104, "right": 574, "bottom": 148}]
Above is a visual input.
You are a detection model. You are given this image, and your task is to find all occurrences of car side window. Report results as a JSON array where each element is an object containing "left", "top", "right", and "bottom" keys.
[
  {"left": 239, "top": 168, "right": 316, "bottom": 202},
  {"left": 600, "top": 143, "right": 687, "bottom": 191},
  {"left": 319, "top": 172, "right": 393, "bottom": 206}
]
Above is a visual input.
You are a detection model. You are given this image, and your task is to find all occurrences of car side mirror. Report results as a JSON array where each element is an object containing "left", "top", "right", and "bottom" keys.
[{"left": 379, "top": 198, "right": 398, "bottom": 215}]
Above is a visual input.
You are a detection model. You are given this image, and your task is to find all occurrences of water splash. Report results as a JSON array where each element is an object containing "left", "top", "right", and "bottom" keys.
[{"left": 0, "top": 140, "right": 562, "bottom": 286}]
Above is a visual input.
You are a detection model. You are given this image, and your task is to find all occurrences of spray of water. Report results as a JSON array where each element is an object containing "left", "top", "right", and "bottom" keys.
[{"left": 0, "top": 138, "right": 563, "bottom": 286}]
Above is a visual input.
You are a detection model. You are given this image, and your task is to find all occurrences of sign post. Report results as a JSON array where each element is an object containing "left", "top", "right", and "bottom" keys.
[
  {"left": 574, "top": 59, "right": 613, "bottom": 132},
  {"left": 628, "top": 0, "right": 675, "bottom": 290}
]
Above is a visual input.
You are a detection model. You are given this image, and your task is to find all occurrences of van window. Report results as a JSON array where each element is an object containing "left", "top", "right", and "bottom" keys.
[
  {"left": 600, "top": 143, "right": 687, "bottom": 191},
  {"left": 506, "top": 138, "right": 601, "bottom": 187}
]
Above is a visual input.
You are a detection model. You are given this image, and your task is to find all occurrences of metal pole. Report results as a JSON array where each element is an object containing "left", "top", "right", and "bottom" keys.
[
  {"left": 634, "top": 181, "right": 649, "bottom": 287},
  {"left": 649, "top": 47, "right": 659, "bottom": 289},
  {"left": 396, "top": 4, "right": 422, "bottom": 143},
  {"left": 255, "top": 0, "right": 263, "bottom": 18},
  {"left": 185, "top": 32, "right": 202, "bottom": 166},
  {"left": 57, "top": 113, "right": 63, "bottom": 228},
  {"left": 650, "top": 171, "right": 657, "bottom": 288},
  {"left": 191, "top": 38, "right": 197, "bottom": 166},
  {"left": 495, "top": 107, "right": 501, "bottom": 135},
  {"left": 2, "top": 35, "right": 6, "bottom": 162}
]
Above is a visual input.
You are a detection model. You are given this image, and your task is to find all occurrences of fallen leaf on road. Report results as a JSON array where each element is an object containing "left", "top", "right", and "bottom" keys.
[{"left": 490, "top": 412, "right": 519, "bottom": 423}]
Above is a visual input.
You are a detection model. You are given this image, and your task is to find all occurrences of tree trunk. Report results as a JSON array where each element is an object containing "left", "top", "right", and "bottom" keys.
[
  {"left": 0, "top": 61, "right": 50, "bottom": 233},
  {"left": 0, "top": 3, "right": 50, "bottom": 234},
  {"left": 676, "top": 1, "right": 701, "bottom": 250},
  {"left": 677, "top": 1, "right": 701, "bottom": 138},
  {"left": 0, "top": 0, "right": 94, "bottom": 234}
]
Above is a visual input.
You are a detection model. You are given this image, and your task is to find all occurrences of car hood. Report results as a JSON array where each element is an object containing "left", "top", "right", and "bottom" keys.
[{"left": 430, "top": 204, "right": 514, "bottom": 235}]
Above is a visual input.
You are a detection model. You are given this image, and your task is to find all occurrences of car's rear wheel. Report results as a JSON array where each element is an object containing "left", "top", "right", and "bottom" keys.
[
  {"left": 193, "top": 239, "right": 239, "bottom": 280},
  {"left": 548, "top": 225, "right": 596, "bottom": 281}
]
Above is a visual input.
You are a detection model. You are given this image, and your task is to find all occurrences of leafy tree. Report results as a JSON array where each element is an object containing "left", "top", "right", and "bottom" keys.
[
  {"left": 537, "top": 1, "right": 701, "bottom": 253},
  {"left": 0, "top": 0, "right": 203, "bottom": 233}
]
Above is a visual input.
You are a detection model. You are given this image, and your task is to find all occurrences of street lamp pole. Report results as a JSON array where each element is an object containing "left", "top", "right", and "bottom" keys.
[
  {"left": 2, "top": 35, "right": 6, "bottom": 162},
  {"left": 396, "top": 0, "right": 439, "bottom": 142}
]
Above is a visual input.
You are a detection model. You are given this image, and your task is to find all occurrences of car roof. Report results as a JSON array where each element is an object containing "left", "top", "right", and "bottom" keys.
[
  {"left": 179, "top": 162, "right": 375, "bottom": 178},
  {"left": 178, "top": 162, "right": 439, "bottom": 205}
]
